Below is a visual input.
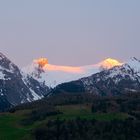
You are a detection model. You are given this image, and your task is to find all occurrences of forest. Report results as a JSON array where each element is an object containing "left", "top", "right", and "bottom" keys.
[{"left": 7, "top": 92, "right": 139, "bottom": 140}]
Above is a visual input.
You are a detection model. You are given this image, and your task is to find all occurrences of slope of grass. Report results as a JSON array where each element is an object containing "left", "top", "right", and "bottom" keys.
[
  {"left": 0, "top": 114, "right": 29, "bottom": 140},
  {"left": 0, "top": 104, "right": 129, "bottom": 140},
  {"left": 55, "top": 104, "right": 129, "bottom": 121}
]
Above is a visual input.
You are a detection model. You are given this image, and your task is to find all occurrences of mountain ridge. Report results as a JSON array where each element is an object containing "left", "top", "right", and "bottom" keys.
[
  {"left": 1, "top": 52, "right": 140, "bottom": 111},
  {"left": 23, "top": 58, "right": 123, "bottom": 88},
  {"left": 0, "top": 52, "right": 49, "bottom": 111},
  {"left": 52, "top": 57, "right": 140, "bottom": 96}
]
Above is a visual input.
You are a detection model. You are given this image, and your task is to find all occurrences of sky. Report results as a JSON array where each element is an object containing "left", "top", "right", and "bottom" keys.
[{"left": 0, "top": 0, "right": 140, "bottom": 67}]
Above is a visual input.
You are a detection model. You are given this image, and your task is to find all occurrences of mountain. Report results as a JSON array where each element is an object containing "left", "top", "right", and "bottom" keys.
[
  {"left": 0, "top": 52, "right": 49, "bottom": 111},
  {"left": 52, "top": 57, "right": 140, "bottom": 96},
  {"left": 0, "top": 96, "right": 12, "bottom": 112},
  {"left": 23, "top": 58, "right": 122, "bottom": 88}
]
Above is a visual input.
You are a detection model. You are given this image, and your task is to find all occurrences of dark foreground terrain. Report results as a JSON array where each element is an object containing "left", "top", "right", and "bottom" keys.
[{"left": 0, "top": 92, "right": 140, "bottom": 140}]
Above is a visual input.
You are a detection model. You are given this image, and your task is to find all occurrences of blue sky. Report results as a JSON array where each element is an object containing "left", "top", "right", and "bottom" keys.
[{"left": 0, "top": 0, "right": 140, "bottom": 67}]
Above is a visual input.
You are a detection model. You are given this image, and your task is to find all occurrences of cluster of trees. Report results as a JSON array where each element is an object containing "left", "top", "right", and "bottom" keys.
[
  {"left": 11, "top": 92, "right": 140, "bottom": 126},
  {"left": 21, "top": 105, "right": 62, "bottom": 125},
  {"left": 32, "top": 92, "right": 140, "bottom": 140},
  {"left": 34, "top": 118, "right": 140, "bottom": 140},
  {"left": 13, "top": 92, "right": 140, "bottom": 112},
  {"left": 91, "top": 95, "right": 140, "bottom": 114}
]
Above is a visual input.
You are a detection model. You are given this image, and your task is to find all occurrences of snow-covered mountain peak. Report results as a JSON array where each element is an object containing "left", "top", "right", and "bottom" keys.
[
  {"left": 127, "top": 57, "right": 140, "bottom": 65},
  {"left": 0, "top": 52, "right": 20, "bottom": 75},
  {"left": 60, "top": 57, "right": 140, "bottom": 96},
  {"left": 97, "top": 58, "right": 123, "bottom": 69},
  {"left": 0, "top": 52, "right": 49, "bottom": 108},
  {"left": 23, "top": 57, "right": 124, "bottom": 88},
  {"left": 130, "top": 57, "right": 140, "bottom": 62},
  {"left": 25, "top": 57, "right": 122, "bottom": 73},
  {"left": 0, "top": 52, "right": 6, "bottom": 60},
  {"left": 101, "top": 57, "right": 140, "bottom": 79},
  {"left": 125, "top": 57, "right": 140, "bottom": 74},
  {"left": 34, "top": 58, "right": 49, "bottom": 68}
]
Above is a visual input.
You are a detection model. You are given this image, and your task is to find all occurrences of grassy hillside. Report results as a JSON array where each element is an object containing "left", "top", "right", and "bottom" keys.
[
  {"left": 0, "top": 114, "right": 28, "bottom": 140},
  {"left": 0, "top": 105, "right": 133, "bottom": 140},
  {"left": 0, "top": 93, "right": 140, "bottom": 140}
]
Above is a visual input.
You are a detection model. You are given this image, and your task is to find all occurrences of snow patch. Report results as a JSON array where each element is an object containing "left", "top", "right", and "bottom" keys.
[
  {"left": 127, "top": 57, "right": 140, "bottom": 75},
  {"left": 0, "top": 71, "right": 5, "bottom": 80},
  {"left": 0, "top": 65, "right": 15, "bottom": 74},
  {"left": 21, "top": 71, "right": 43, "bottom": 101},
  {"left": 29, "top": 88, "right": 42, "bottom": 100}
]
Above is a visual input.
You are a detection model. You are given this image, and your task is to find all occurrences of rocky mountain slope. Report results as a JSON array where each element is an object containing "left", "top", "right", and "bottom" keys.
[
  {"left": 1, "top": 52, "right": 140, "bottom": 111},
  {"left": 52, "top": 57, "right": 140, "bottom": 96},
  {"left": 0, "top": 53, "right": 49, "bottom": 111}
]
